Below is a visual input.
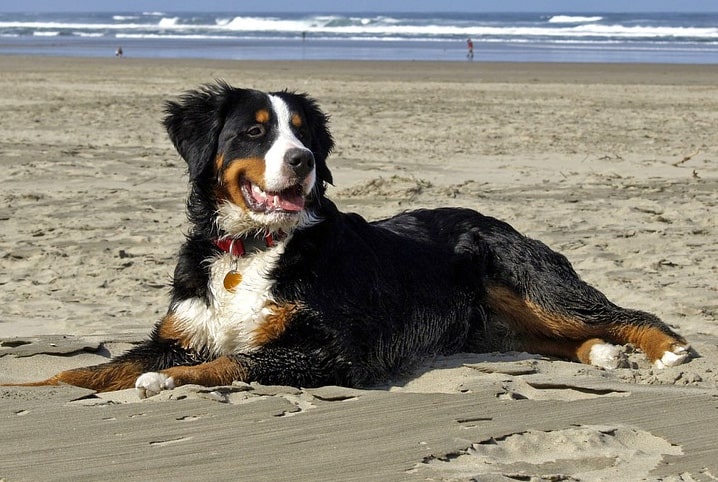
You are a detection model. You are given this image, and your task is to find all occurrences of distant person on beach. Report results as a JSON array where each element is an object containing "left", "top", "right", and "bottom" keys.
[
  {"left": 115, "top": 46, "right": 123, "bottom": 57},
  {"left": 466, "top": 38, "right": 474, "bottom": 60}
]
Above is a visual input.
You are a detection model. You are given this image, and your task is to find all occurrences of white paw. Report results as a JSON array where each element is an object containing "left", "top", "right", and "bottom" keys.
[
  {"left": 654, "top": 345, "right": 690, "bottom": 369},
  {"left": 135, "top": 372, "right": 175, "bottom": 399},
  {"left": 589, "top": 343, "right": 626, "bottom": 370}
]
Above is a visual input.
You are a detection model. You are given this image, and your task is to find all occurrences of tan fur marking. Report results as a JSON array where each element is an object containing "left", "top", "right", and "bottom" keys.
[
  {"left": 486, "top": 284, "right": 595, "bottom": 339},
  {"left": 220, "top": 157, "right": 266, "bottom": 208},
  {"left": 255, "top": 109, "right": 270, "bottom": 124},
  {"left": 252, "top": 301, "right": 301, "bottom": 346},
  {"left": 291, "top": 113, "right": 303, "bottom": 128},
  {"left": 609, "top": 325, "right": 686, "bottom": 362},
  {"left": 215, "top": 153, "right": 224, "bottom": 173},
  {"left": 514, "top": 336, "right": 607, "bottom": 364},
  {"left": 11, "top": 361, "right": 146, "bottom": 392},
  {"left": 161, "top": 356, "right": 247, "bottom": 387},
  {"left": 157, "top": 313, "right": 192, "bottom": 349},
  {"left": 487, "top": 283, "right": 687, "bottom": 364}
]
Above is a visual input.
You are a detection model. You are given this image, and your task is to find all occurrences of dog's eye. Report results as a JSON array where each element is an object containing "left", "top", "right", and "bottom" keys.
[
  {"left": 246, "top": 125, "right": 266, "bottom": 138},
  {"left": 295, "top": 128, "right": 308, "bottom": 141}
]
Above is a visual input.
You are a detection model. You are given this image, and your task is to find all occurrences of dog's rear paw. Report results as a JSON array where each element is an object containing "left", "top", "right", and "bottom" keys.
[
  {"left": 135, "top": 372, "right": 175, "bottom": 399},
  {"left": 654, "top": 345, "right": 690, "bottom": 369},
  {"left": 589, "top": 343, "right": 627, "bottom": 370}
]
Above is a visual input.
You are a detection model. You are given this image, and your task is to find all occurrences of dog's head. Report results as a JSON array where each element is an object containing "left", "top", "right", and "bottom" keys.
[{"left": 164, "top": 82, "right": 334, "bottom": 236}]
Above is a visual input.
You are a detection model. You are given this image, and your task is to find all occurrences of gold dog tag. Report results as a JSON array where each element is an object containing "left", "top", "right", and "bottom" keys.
[{"left": 223, "top": 270, "right": 242, "bottom": 292}]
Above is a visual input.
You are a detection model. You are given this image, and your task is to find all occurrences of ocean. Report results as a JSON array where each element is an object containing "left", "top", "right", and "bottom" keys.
[{"left": 0, "top": 11, "right": 717, "bottom": 64}]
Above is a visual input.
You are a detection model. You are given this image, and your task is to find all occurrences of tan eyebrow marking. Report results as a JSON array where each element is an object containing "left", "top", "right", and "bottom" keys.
[
  {"left": 255, "top": 109, "right": 270, "bottom": 123},
  {"left": 291, "top": 113, "right": 303, "bottom": 128}
]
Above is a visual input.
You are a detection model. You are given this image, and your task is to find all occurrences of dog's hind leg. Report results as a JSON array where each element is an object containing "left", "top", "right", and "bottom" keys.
[
  {"left": 486, "top": 281, "right": 690, "bottom": 368},
  {"left": 483, "top": 234, "right": 690, "bottom": 368}
]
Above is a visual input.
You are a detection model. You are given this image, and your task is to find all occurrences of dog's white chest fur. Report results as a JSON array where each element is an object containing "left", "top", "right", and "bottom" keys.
[{"left": 171, "top": 239, "right": 287, "bottom": 356}]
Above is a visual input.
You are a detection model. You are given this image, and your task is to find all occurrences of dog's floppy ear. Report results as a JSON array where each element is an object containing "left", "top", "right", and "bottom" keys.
[
  {"left": 301, "top": 95, "right": 334, "bottom": 186},
  {"left": 163, "top": 82, "right": 231, "bottom": 180},
  {"left": 306, "top": 101, "right": 334, "bottom": 187}
]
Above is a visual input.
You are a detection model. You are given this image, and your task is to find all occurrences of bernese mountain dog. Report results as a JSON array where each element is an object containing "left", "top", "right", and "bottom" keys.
[{"left": 13, "top": 82, "right": 690, "bottom": 398}]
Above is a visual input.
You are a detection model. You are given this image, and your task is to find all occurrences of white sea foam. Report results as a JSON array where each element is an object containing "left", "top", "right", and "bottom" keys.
[
  {"left": 0, "top": 21, "right": 148, "bottom": 30},
  {"left": 116, "top": 33, "right": 238, "bottom": 40},
  {"left": 222, "top": 16, "right": 313, "bottom": 32},
  {"left": 548, "top": 15, "right": 603, "bottom": 23},
  {"left": 158, "top": 17, "right": 180, "bottom": 28},
  {"left": 1, "top": 14, "right": 717, "bottom": 41}
]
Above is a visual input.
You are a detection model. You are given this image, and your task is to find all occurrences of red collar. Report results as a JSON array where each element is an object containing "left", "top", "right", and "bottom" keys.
[{"left": 214, "top": 232, "right": 283, "bottom": 257}]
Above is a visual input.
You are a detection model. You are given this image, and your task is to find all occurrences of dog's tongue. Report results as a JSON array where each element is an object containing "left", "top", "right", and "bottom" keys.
[
  {"left": 251, "top": 184, "right": 305, "bottom": 212},
  {"left": 273, "top": 191, "right": 305, "bottom": 212}
]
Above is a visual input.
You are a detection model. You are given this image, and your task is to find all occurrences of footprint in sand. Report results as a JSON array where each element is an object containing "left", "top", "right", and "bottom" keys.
[{"left": 418, "top": 425, "right": 682, "bottom": 480}]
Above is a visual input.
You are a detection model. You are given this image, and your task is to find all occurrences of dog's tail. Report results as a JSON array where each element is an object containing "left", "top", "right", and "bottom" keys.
[{"left": 2, "top": 361, "right": 145, "bottom": 392}]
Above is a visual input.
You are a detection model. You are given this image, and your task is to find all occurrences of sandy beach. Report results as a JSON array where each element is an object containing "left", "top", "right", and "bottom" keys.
[{"left": 1, "top": 56, "right": 717, "bottom": 480}]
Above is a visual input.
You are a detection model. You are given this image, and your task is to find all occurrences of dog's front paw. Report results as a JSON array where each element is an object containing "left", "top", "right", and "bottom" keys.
[
  {"left": 135, "top": 372, "right": 175, "bottom": 399},
  {"left": 654, "top": 344, "right": 691, "bottom": 369}
]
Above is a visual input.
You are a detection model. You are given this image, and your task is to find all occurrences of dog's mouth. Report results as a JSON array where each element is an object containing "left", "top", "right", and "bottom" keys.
[{"left": 240, "top": 179, "right": 306, "bottom": 213}]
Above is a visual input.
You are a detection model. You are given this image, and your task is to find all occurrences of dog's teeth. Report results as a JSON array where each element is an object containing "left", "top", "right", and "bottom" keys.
[
  {"left": 252, "top": 185, "right": 263, "bottom": 195},
  {"left": 273, "top": 195, "right": 280, "bottom": 206}
]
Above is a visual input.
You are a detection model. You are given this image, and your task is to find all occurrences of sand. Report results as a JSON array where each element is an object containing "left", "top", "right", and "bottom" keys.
[{"left": 0, "top": 56, "right": 717, "bottom": 480}]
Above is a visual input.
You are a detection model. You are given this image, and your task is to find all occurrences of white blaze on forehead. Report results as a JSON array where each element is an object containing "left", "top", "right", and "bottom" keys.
[{"left": 264, "top": 95, "right": 312, "bottom": 191}]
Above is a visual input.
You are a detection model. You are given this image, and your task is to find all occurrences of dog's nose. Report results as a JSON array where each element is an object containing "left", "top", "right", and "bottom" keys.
[{"left": 284, "top": 148, "right": 315, "bottom": 178}]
